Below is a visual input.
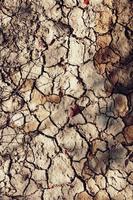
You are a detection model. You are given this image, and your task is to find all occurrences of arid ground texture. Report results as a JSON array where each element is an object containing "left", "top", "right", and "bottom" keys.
[{"left": 0, "top": 0, "right": 133, "bottom": 199}]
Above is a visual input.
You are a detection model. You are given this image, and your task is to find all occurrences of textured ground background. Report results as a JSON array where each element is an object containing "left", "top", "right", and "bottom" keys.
[{"left": 0, "top": 0, "right": 133, "bottom": 199}]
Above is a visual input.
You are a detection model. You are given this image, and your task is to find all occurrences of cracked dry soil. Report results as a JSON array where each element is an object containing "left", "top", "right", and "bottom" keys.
[{"left": 0, "top": 0, "right": 133, "bottom": 199}]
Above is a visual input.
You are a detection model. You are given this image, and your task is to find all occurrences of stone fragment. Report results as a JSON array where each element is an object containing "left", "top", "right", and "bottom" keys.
[
  {"left": 79, "top": 123, "right": 99, "bottom": 141},
  {"left": 68, "top": 37, "right": 84, "bottom": 65},
  {"left": 124, "top": 126, "right": 133, "bottom": 143},
  {"left": 112, "top": 24, "right": 131, "bottom": 58},
  {"left": 94, "top": 190, "right": 109, "bottom": 200},
  {"left": 39, "top": 117, "right": 59, "bottom": 136},
  {"left": 86, "top": 178, "right": 99, "bottom": 195},
  {"left": 105, "top": 117, "right": 125, "bottom": 136},
  {"left": 11, "top": 112, "right": 24, "bottom": 127},
  {"left": 69, "top": 7, "right": 87, "bottom": 37},
  {"left": 26, "top": 135, "right": 59, "bottom": 169},
  {"left": 75, "top": 191, "right": 93, "bottom": 200},
  {"left": 57, "top": 127, "right": 88, "bottom": 161},
  {"left": 61, "top": 178, "right": 84, "bottom": 200},
  {"left": 44, "top": 187, "right": 62, "bottom": 200},
  {"left": 88, "top": 150, "right": 109, "bottom": 174},
  {"left": 92, "top": 139, "right": 107, "bottom": 155},
  {"left": 28, "top": 89, "right": 46, "bottom": 110},
  {"left": 32, "top": 169, "right": 47, "bottom": 188},
  {"left": 113, "top": 94, "right": 128, "bottom": 117},
  {"left": 94, "top": 8, "right": 112, "bottom": 34},
  {"left": 24, "top": 179, "right": 38, "bottom": 196},
  {"left": 24, "top": 115, "right": 39, "bottom": 132},
  {"left": 109, "top": 144, "right": 128, "bottom": 169},
  {"left": 60, "top": 71, "right": 84, "bottom": 98},
  {"left": 96, "top": 114, "right": 109, "bottom": 131},
  {"left": 49, "top": 153, "right": 74, "bottom": 185},
  {"left": 33, "top": 105, "right": 49, "bottom": 121},
  {"left": 73, "top": 158, "right": 87, "bottom": 176},
  {"left": 97, "top": 34, "right": 112, "bottom": 48},
  {"left": 107, "top": 169, "right": 127, "bottom": 191},
  {"left": 95, "top": 175, "right": 106, "bottom": 189},
  {"left": 94, "top": 47, "right": 120, "bottom": 74}
]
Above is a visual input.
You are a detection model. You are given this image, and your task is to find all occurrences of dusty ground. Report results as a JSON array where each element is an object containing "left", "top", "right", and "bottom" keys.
[{"left": 0, "top": 0, "right": 133, "bottom": 199}]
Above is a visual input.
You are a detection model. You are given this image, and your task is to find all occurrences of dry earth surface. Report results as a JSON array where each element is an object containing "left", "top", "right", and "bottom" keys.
[{"left": 0, "top": 0, "right": 133, "bottom": 199}]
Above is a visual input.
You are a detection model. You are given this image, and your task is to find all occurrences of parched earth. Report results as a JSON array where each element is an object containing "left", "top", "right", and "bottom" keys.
[{"left": 0, "top": 0, "right": 133, "bottom": 199}]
